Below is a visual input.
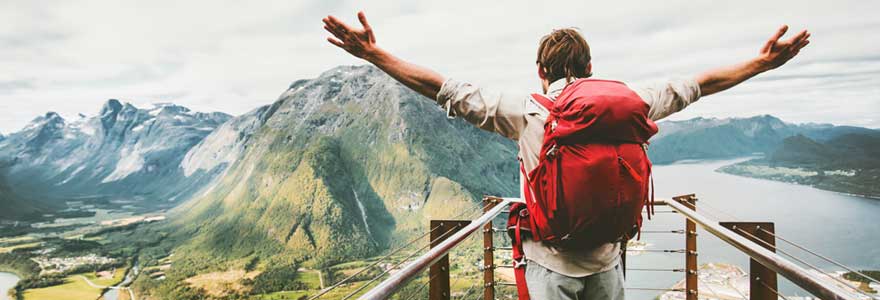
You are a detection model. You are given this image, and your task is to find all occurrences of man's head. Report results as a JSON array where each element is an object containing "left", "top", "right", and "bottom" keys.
[{"left": 536, "top": 28, "right": 592, "bottom": 93}]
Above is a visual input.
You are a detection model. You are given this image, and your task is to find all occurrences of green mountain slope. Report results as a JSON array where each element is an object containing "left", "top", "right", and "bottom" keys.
[{"left": 156, "top": 65, "right": 517, "bottom": 279}]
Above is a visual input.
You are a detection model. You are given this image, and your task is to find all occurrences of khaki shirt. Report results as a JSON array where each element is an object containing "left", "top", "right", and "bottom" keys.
[{"left": 435, "top": 77, "right": 701, "bottom": 277}]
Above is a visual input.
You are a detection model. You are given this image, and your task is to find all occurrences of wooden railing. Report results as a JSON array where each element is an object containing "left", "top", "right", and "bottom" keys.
[{"left": 353, "top": 194, "right": 866, "bottom": 300}]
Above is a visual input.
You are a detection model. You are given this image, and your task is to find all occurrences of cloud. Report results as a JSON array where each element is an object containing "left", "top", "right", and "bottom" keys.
[{"left": 1, "top": 0, "right": 878, "bottom": 133}]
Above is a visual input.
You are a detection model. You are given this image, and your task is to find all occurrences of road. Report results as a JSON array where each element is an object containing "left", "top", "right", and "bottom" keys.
[{"left": 78, "top": 275, "right": 137, "bottom": 300}]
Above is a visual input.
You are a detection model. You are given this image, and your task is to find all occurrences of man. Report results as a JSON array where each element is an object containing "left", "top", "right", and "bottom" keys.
[{"left": 323, "top": 11, "right": 810, "bottom": 300}]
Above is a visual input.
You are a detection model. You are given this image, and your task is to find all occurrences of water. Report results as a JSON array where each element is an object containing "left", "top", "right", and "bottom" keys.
[
  {"left": 101, "top": 260, "right": 139, "bottom": 300},
  {"left": 352, "top": 189, "right": 373, "bottom": 237},
  {"left": 626, "top": 158, "right": 880, "bottom": 299},
  {"left": 0, "top": 272, "right": 19, "bottom": 300}
]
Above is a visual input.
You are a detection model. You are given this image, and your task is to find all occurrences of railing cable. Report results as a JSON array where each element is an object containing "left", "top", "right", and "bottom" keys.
[
  {"left": 448, "top": 226, "right": 483, "bottom": 294},
  {"left": 309, "top": 224, "right": 445, "bottom": 299},
  {"left": 758, "top": 227, "right": 880, "bottom": 286},
  {"left": 756, "top": 276, "right": 791, "bottom": 300},
  {"left": 628, "top": 268, "right": 685, "bottom": 272},
  {"left": 626, "top": 287, "right": 685, "bottom": 292},
  {"left": 628, "top": 249, "right": 688, "bottom": 254},
  {"left": 677, "top": 198, "right": 877, "bottom": 297},
  {"left": 311, "top": 200, "right": 493, "bottom": 299},
  {"left": 639, "top": 229, "right": 686, "bottom": 234},
  {"left": 357, "top": 198, "right": 515, "bottom": 300},
  {"left": 456, "top": 281, "right": 480, "bottom": 300},
  {"left": 404, "top": 272, "right": 440, "bottom": 300},
  {"left": 697, "top": 273, "right": 747, "bottom": 300},
  {"left": 733, "top": 227, "right": 877, "bottom": 299},
  {"left": 342, "top": 226, "right": 461, "bottom": 300},
  {"left": 728, "top": 276, "right": 750, "bottom": 300}
]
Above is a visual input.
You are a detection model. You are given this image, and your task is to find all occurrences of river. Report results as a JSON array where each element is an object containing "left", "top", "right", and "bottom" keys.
[
  {"left": 625, "top": 158, "right": 880, "bottom": 299},
  {"left": 101, "top": 262, "right": 139, "bottom": 300},
  {"left": 0, "top": 272, "right": 19, "bottom": 300}
]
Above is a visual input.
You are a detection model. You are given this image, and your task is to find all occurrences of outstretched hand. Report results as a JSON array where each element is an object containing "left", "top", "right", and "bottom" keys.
[
  {"left": 323, "top": 11, "right": 379, "bottom": 60},
  {"left": 757, "top": 25, "right": 811, "bottom": 71}
]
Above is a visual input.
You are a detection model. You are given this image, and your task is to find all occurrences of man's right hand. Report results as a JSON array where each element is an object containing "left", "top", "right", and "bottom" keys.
[
  {"left": 696, "top": 24, "right": 811, "bottom": 97},
  {"left": 321, "top": 11, "right": 445, "bottom": 100},
  {"left": 756, "top": 25, "right": 811, "bottom": 72},
  {"left": 323, "top": 11, "right": 380, "bottom": 61}
]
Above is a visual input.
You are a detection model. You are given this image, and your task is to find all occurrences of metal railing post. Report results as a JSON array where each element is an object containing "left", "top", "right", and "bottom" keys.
[
  {"left": 482, "top": 197, "right": 501, "bottom": 300},
  {"left": 430, "top": 220, "right": 470, "bottom": 300},
  {"left": 674, "top": 194, "right": 699, "bottom": 300},
  {"left": 721, "top": 222, "right": 778, "bottom": 300}
]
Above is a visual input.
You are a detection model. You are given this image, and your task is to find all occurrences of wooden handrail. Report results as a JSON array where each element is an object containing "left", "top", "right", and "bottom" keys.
[{"left": 357, "top": 197, "right": 518, "bottom": 300}]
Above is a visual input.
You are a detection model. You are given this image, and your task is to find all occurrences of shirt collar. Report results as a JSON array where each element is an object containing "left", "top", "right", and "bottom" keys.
[{"left": 547, "top": 78, "right": 573, "bottom": 97}]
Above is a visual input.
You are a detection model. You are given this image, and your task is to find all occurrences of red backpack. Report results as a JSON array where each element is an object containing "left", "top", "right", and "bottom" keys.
[{"left": 507, "top": 79, "right": 658, "bottom": 299}]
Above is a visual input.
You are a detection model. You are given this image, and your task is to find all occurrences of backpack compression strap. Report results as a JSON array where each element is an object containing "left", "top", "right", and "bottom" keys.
[
  {"left": 508, "top": 162, "right": 532, "bottom": 300},
  {"left": 530, "top": 93, "right": 554, "bottom": 111}
]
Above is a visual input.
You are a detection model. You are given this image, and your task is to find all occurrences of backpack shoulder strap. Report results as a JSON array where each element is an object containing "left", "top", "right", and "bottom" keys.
[{"left": 530, "top": 93, "right": 553, "bottom": 111}]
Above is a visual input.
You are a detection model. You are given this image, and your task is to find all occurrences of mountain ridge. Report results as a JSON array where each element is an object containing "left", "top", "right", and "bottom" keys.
[{"left": 0, "top": 99, "right": 232, "bottom": 220}]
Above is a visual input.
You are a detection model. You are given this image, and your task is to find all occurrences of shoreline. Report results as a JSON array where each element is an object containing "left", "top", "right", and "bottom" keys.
[
  {"left": 0, "top": 271, "right": 20, "bottom": 300},
  {"left": 715, "top": 167, "right": 880, "bottom": 201}
]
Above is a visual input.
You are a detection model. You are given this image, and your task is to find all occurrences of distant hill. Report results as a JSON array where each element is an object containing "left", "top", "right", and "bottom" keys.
[
  {"left": 719, "top": 133, "right": 880, "bottom": 198},
  {"left": 648, "top": 115, "right": 880, "bottom": 164},
  {"left": 0, "top": 101, "right": 231, "bottom": 220}
]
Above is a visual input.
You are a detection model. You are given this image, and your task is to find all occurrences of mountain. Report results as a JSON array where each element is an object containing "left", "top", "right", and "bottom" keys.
[
  {"left": 0, "top": 165, "right": 49, "bottom": 221},
  {"left": 720, "top": 133, "right": 880, "bottom": 198},
  {"left": 0, "top": 101, "right": 231, "bottom": 219},
  {"left": 648, "top": 115, "right": 800, "bottom": 164},
  {"left": 648, "top": 115, "right": 880, "bottom": 164},
  {"left": 143, "top": 65, "right": 517, "bottom": 295}
]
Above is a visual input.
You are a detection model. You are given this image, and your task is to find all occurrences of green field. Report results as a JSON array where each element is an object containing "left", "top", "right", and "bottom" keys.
[
  {"left": 22, "top": 268, "right": 126, "bottom": 300},
  {"left": 23, "top": 275, "right": 104, "bottom": 300}
]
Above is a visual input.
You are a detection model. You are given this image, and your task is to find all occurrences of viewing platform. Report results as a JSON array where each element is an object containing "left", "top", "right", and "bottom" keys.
[{"left": 309, "top": 194, "right": 878, "bottom": 300}]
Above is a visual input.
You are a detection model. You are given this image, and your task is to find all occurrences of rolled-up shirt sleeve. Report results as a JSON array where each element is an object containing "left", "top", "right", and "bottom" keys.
[
  {"left": 635, "top": 78, "right": 702, "bottom": 121},
  {"left": 436, "top": 78, "right": 527, "bottom": 140}
]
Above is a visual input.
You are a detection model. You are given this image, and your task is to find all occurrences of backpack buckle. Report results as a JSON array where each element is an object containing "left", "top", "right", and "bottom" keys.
[
  {"left": 546, "top": 145, "right": 559, "bottom": 159},
  {"left": 513, "top": 258, "right": 527, "bottom": 269}
]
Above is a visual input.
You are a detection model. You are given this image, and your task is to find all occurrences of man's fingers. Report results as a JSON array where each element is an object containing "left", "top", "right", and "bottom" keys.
[
  {"left": 328, "top": 15, "right": 357, "bottom": 35},
  {"left": 771, "top": 24, "right": 789, "bottom": 41},
  {"left": 357, "top": 11, "right": 371, "bottom": 31},
  {"left": 762, "top": 25, "right": 789, "bottom": 53},
  {"left": 323, "top": 24, "right": 351, "bottom": 44},
  {"left": 327, "top": 37, "right": 346, "bottom": 49},
  {"left": 323, "top": 18, "right": 344, "bottom": 37},
  {"left": 357, "top": 11, "right": 376, "bottom": 43},
  {"left": 795, "top": 39, "right": 810, "bottom": 51},
  {"left": 784, "top": 29, "right": 809, "bottom": 45}
]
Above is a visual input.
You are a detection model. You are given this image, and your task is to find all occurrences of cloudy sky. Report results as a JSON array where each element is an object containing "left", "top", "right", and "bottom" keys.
[{"left": 1, "top": 0, "right": 878, "bottom": 133}]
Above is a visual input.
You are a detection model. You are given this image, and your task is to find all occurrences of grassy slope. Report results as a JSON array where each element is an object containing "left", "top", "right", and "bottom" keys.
[{"left": 132, "top": 67, "right": 518, "bottom": 299}]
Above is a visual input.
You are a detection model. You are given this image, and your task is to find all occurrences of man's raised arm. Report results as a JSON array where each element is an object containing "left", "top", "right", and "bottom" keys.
[
  {"left": 323, "top": 12, "right": 445, "bottom": 99},
  {"left": 696, "top": 25, "right": 811, "bottom": 96},
  {"left": 323, "top": 12, "right": 527, "bottom": 140}
]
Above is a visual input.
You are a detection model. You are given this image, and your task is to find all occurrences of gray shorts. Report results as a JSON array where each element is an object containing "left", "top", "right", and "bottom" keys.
[{"left": 525, "top": 260, "right": 625, "bottom": 300}]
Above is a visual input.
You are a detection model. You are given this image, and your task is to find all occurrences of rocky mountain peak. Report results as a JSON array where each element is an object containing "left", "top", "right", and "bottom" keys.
[{"left": 101, "top": 99, "right": 123, "bottom": 116}]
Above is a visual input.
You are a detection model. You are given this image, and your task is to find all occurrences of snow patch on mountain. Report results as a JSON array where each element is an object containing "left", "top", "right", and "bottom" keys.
[
  {"left": 0, "top": 99, "right": 231, "bottom": 204},
  {"left": 58, "top": 165, "right": 86, "bottom": 185},
  {"left": 102, "top": 145, "right": 146, "bottom": 183}
]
